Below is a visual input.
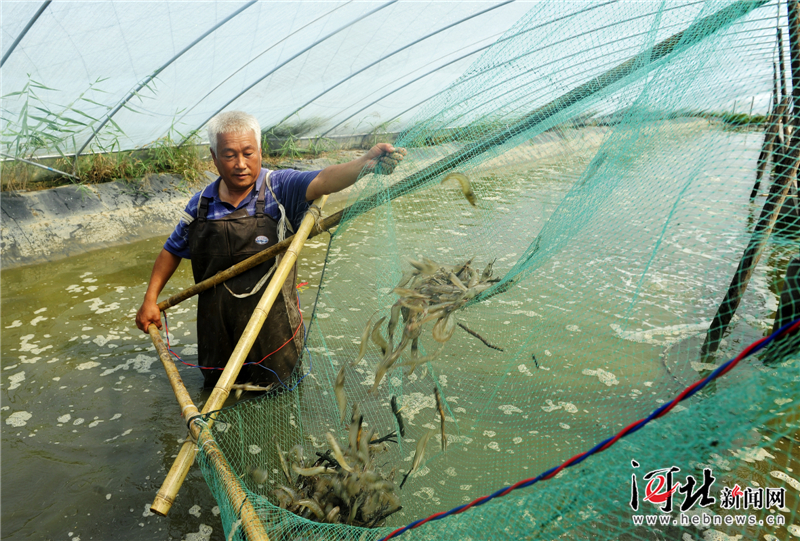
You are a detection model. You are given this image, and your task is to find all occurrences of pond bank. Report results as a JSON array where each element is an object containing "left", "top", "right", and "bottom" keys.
[{"left": 1, "top": 151, "right": 365, "bottom": 270}]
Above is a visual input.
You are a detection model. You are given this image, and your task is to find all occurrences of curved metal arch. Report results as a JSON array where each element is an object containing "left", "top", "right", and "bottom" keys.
[
  {"left": 183, "top": 0, "right": 398, "bottom": 145},
  {"left": 173, "top": 1, "right": 354, "bottom": 133},
  {"left": 379, "top": 0, "right": 704, "bottom": 129},
  {"left": 1, "top": 0, "right": 51, "bottom": 68},
  {"left": 318, "top": 44, "right": 493, "bottom": 139},
  {"left": 321, "top": 0, "right": 621, "bottom": 139},
  {"left": 401, "top": 18, "right": 700, "bottom": 137},
  {"left": 74, "top": 0, "right": 257, "bottom": 158},
  {"left": 273, "top": 0, "right": 516, "bottom": 128}
]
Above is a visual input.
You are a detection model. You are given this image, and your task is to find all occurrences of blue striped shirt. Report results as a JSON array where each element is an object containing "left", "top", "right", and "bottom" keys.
[{"left": 164, "top": 167, "right": 319, "bottom": 259}]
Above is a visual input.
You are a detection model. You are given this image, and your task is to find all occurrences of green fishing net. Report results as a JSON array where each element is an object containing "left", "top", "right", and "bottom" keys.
[{"left": 194, "top": 2, "right": 800, "bottom": 540}]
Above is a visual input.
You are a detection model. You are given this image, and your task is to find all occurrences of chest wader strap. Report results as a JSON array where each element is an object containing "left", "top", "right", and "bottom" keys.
[
  {"left": 265, "top": 170, "right": 294, "bottom": 242},
  {"left": 224, "top": 170, "right": 283, "bottom": 299}
]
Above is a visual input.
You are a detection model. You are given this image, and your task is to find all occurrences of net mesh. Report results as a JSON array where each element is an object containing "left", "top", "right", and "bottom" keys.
[{"left": 193, "top": 2, "right": 800, "bottom": 540}]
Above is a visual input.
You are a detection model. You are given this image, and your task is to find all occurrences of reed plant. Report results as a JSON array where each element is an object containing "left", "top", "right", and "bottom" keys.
[{"left": 1, "top": 77, "right": 212, "bottom": 192}]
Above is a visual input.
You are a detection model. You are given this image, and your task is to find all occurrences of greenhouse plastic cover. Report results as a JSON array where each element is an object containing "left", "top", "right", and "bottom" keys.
[{"left": 1, "top": 1, "right": 542, "bottom": 154}]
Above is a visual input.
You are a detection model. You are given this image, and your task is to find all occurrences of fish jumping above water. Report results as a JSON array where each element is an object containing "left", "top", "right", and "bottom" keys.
[
  {"left": 441, "top": 172, "right": 477, "bottom": 206},
  {"left": 390, "top": 395, "right": 405, "bottom": 437},
  {"left": 434, "top": 386, "right": 447, "bottom": 452},
  {"left": 351, "top": 311, "right": 379, "bottom": 366},
  {"left": 335, "top": 364, "right": 347, "bottom": 424},
  {"left": 400, "top": 428, "right": 436, "bottom": 489}
]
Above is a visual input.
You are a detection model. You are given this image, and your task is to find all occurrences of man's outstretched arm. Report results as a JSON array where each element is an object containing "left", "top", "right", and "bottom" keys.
[
  {"left": 305, "top": 143, "right": 406, "bottom": 201},
  {"left": 135, "top": 248, "right": 182, "bottom": 332}
]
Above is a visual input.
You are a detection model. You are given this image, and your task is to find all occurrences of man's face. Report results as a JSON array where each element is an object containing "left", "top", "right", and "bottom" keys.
[{"left": 211, "top": 131, "right": 261, "bottom": 193}]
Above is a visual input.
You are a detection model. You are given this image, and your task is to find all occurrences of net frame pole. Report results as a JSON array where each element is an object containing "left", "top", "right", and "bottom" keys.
[
  {"left": 151, "top": 195, "right": 328, "bottom": 520},
  {"left": 179, "top": 1, "right": 398, "bottom": 147},
  {"left": 751, "top": 58, "right": 780, "bottom": 199},
  {"left": 272, "top": 1, "right": 515, "bottom": 128},
  {"left": 701, "top": 1, "right": 800, "bottom": 358},
  {"left": 72, "top": 0, "right": 257, "bottom": 161},
  {"left": 0, "top": 0, "right": 51, "bottom": 68}
]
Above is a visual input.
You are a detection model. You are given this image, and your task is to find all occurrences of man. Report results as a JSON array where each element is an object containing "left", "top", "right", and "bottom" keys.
[{"left": 135, "top": 111, "right": 405, "bottom": 388}]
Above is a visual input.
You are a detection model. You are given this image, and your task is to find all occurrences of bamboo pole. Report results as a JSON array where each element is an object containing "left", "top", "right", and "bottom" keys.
[
  {"left": 778, "top": 0, "right": 800, "bottom": 231},
  {"left": 750, "top": 57, "right": 781, "bottom": 200},
  {"left": 158, "top": 208, "right": 343, "bottom": 311},
  {"left": 772, "top": 257, "right": 800, "bottom": 334},
  {"left": 752, "top": 99, "right": 783, "bottom": 199},
  {"left": 149, "top": 326, "right": 269, "bottom": 539},
  {"left": 699, "top": 148, "right": 798, "bottom": 358},
  {"left": 151, "top": 195, "right": 328, "bottom": 519},
  {"left": 149, "top": 325, "right": 200, "bottom": 421}
]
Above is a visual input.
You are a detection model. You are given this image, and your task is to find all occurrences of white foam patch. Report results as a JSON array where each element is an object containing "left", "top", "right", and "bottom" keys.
[
  {"left": 498, "top": 405, "right": 523, "bottom": 415},
  {"left": 770, "top": 471, "right": 800, "bottom": 491},
  {"left": 142, "top": 503, "right": 154, "bottom": 517},
  {"left": 582, "top": 368, "right": 619, "bottom": 386},
  {"left": 775, "top": 398, "right": 793, "bottom": 406},
  {"left": 19, "top": 334, "right": 52, "bottom": 355},
  {"left": 732, "top": 447, "right": 775, "bottom": 463},
  {"left": 249, "top": 445, "right": 262, "bottom": 455},
  {"left": 513, "top": 437, "right": 523, "bottom": 444},
  {"left": 185, "top": 524, "right": 214, "bottom": 541},
  {"left": 5, "top": 320, "right": 22, "bottom": 328},
  {"left": 105, "top": 429, "right": 133, "bottom": 442},
  {"left": 188, "top": 505, "right": 202, "bottom": 517},
  {"left": 84, "top": 298, "right": 120, "bottom": 314},
  {"left": 518, "top": 364, "right": 534, "bottom": 376},
  {"left": 34, "top": 307, "right": 47, "bottom": 314},
  {"left": 611, "top": 321, "right": 709, "bottom": 346},
  {"left": 99, "top": 354, "right": 157, "bottom": 376},
  {"left": 57, "top": 414, "right": 71, "bottom": 423},
  {"left": 702, "top": 530, "right": 742, "bottom": 541},
  {"left": 181, "top": 345, "right": 198, "bottom": 356},
  {"left": 8, "top": 371, "right": 25, "bottom": 390},
  {"left": 787, "top": 525, "right": 800, "bottom": 537},
  {"left": 691, "top": 361, "right": 718, "bottom": 372},
  {"left": 30, "top": 316, "right": 48, "bottom": 326},
  {"left": 400, "top": 392, "right": 436, "bottom": 421},
  {"left": 511, "top": 310, "right": 541, "bottom": 318},
  {"left": 76, "top": 362, "right": 101, "bottom": 371},
  {"left": 6, "top": 411, "right": 32, "bottom": 427}
]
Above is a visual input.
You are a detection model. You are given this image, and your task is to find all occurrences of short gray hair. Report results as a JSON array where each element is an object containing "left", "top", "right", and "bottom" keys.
[{"left": 207, "top": 111, "right": 261, "bottom": 154}]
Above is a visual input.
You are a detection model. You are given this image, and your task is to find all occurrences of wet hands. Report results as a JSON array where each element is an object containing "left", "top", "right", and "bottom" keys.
[{"left": 364, "top": 143, "right": 407, "bottom": 175}]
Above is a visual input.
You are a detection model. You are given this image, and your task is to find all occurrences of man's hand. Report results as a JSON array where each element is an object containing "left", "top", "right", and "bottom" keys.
[
  {"left": 135, "top": 248, "right": 182, "bottom": 333},
  {"left": 363, "top": 143, "right": 407, "bottom": 175},
  {"left": 306, "top": 144, "right": 408, "bottom": 200},
  {"left": 136, "top": 299, "right": 162, "bottom": 333}
]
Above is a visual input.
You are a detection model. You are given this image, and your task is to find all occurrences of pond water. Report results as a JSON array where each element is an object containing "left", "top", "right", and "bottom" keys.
[{"left": 2, "top": 122, "right": 797, "bottom": 540}]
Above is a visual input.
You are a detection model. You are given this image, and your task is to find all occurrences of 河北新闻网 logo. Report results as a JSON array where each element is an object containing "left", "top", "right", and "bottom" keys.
[{"left": 629, "top": 460, "right": 786, "bottom": 513}]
